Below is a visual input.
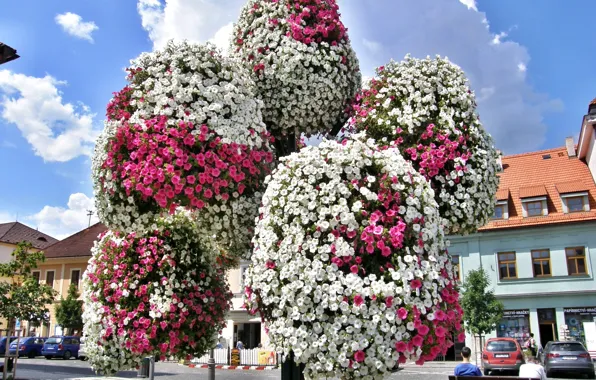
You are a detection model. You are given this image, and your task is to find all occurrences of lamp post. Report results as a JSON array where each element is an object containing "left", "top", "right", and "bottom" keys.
[
  {"left": 208, "top": 347, "right": 215, "bottom": 380},
  {"left": 0, "top": 43, "right": 19, "bottom": 65}
]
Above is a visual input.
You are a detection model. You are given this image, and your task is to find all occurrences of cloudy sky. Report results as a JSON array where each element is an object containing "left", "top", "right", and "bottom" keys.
[{"left": 0, "top": 0, "right": 595, "bottom": 239}]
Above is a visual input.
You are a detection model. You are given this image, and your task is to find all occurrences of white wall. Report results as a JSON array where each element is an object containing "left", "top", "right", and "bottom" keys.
[
  {"left": 587, "top": 130, "right": 596, "bottom": 183},
  {"left": 0, "top": 244, "right": 15, "bottom": 264}
]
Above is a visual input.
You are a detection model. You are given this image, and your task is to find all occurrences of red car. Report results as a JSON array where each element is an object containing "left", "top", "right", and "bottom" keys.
[{"left": 482, "top": 337, "right": 525, "bottom": 375}]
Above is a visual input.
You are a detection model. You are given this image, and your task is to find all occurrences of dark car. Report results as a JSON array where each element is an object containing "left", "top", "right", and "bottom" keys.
[
  {"left": 8, "top": 337, "right": 47, "bottom": 358},
  {"left": 482, "top": 337, "right": 525, "bottom": 375},
  {"left": 541, "top": 341, "right": 594, "bottom": 379},
  {"left": 0, "top": 337, "right": 18, "bottom": 357},
  {"left": 41, "top": 336, "right": 80, "bottom": 360}
]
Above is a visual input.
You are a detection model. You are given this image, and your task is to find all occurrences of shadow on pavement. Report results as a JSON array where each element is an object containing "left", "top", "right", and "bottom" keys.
[{"left": 15, "top": 362, "right": 175, "bottom": 378}]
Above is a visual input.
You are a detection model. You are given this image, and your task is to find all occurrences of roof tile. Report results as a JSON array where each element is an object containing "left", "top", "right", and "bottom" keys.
[
  {"left": 0, "top": 222, "right": 58, "bottom": 249},
  {"left": 480, "top": 146, "right": 596, "bottom": 231},
  {"left": 43, "top": 223, "right": 107, "bottom": 258},
  {"left": 555, "top": 181, "right": 589, "bottom": 194}
]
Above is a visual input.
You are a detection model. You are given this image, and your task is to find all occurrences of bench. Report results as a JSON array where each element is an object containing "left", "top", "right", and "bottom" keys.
[{"left": 448, "top": 377, "right": 538, "bottom": 380}]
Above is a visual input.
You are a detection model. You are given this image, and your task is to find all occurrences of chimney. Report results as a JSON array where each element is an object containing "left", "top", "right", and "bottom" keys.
[
  {"left": 565, "top": 136, "right": 576, "bottom": 157},
  {"left": 495, "top": 149, "right": 503, "bottom": 171}
]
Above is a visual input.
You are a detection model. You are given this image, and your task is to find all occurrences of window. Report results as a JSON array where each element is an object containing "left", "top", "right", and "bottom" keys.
[
  {"left": 451, "top": 255, "right": 460, "bottom": 281},
  {"left": 498, "top": 252, "right": 517, "bottom": 280},
  {"left": 531, "top": 250, "right": 551, "bottom": 277},
  {"left": 566, "top": 247, "right": 587, "bottom": 275},
  {"left": 486, "top": 340, "right": 518, "bottom": 352},
  {"left": 566, "top": 196, "right": 585, "bottom": 212},
  {"left": 526, "top": 201, "right": 543, "bottom": 216},
  {"left": 45, "top": 271, "right": 55, "bottom": 288},
  {"left": 71, "top": 270, "right": 81, "bottom": 289},
  {"left": 32, "top": 271, "right": 40, "bottom": 284},
  {"left": 492, "top": 200, "right": 509, "bottom": 220}
]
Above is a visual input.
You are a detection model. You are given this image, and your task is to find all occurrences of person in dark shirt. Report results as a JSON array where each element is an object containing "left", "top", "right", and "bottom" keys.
[{"left": 454, "top": 346, "right": 482, "bottom": 376}]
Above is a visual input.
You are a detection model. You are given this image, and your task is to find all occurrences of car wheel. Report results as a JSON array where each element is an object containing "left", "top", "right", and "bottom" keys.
[
  {"left": 63, "top": 350, "right": 71, "bottom": 360},
  {"left": 27, "top": 351, "right": 36, "bottom": 359},
  {"left": 483, "top": 369, "right": 490, "bottom": 376},
  {"left": 45, "top": 356, "right": 52, "bottom": 360}
]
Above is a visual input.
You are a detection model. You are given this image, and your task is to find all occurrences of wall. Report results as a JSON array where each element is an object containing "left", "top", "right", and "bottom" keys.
[
  {"left": 0, "top": 243, "right": 15, "bottom": 263},
  {"left": 587, "top": 128, "right": 596, "bottom": 183}
]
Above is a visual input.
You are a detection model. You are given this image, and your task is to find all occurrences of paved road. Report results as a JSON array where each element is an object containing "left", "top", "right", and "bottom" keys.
[{"left": 8, "top": 358, "right": 594, "bottom": 380}]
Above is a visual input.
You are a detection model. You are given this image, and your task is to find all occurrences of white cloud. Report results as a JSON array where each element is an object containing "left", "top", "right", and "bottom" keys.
[
  {"left": 0, "top": 140, "right": 16, "bottom": 149},
  {"left": 339, "top": 0, "right": 561, "bottom": 153},
  {"left": 459, "top": 0, "right": 478, "bottom": 11},
  {"left": 55, "top": 12, "right": 98, "bottom": 42},
  {"left": 0, "top": 70, "right": 99, "bottom": 162},
  {"left": 491, "top": 31, "right": 508, "bottom": 45},
  {"left": 362, "top": 38, "right": 382, "bottom": 54},
  {"left": 26, "top": 193, "right": 99, "bottom": 240},
  {"left": 137, "top": 0, "right": 246, "bottom": 51},
  {"left": 517, "top": 62, "right": 527, "bottom": 72}
]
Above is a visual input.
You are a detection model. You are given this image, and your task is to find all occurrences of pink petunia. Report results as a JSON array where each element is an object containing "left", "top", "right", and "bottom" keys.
[
  {"left": 353, "top": 294, "right": 364, "bottom": 307},
  {"left": 354, "top": 350, "right": 365, "bottom": 363},
  {"left": 396, "top": 307, "right": 408, "bottom": 320},
  {"left": 395, "top": 341, "right": 407, "bottom": 352}
]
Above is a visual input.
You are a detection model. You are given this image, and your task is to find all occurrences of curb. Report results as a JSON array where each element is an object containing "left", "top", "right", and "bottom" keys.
[{"left": 188, "top": 364, "right": 277, "bottom": 371}]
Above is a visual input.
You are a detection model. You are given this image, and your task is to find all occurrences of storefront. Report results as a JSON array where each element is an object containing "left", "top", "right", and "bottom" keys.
[
  {"left": 497, "top": 309, "right": 531, "bottom": 348},
  {"left": 564, "top": 306, "right": 596, "bottom": 345}
]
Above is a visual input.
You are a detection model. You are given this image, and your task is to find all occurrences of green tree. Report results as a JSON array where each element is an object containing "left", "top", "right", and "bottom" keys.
[
  {"left": 55, "top": 284, "right": 83, "bottom": 335},
  {"left": 0, "top": 242, "right": 57, "bottom": 330},
  {"left": 460, "top": 267, "right": 504, "bottom": 363}
]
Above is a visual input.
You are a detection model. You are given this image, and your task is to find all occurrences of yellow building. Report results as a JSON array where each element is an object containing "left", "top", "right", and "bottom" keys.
[{"left": 32, "top": 223, "right": 106, "bottom": 337}]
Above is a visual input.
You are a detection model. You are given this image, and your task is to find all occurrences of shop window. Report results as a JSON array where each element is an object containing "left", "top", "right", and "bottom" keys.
[
  {"left": 565, "top": 247, "right": 587, "bottom": 275},
  {"left": 451, "top": 255, "right": 460, "bottom": 281},
  {"left": 498, "top": 252, "right": 517, "bottom": 280},
  {"left": 497, "top": 310, "right": 531, "bottom": 348},
  {"left": 531, "top": 249, "right": 551, "bottom": 277}
]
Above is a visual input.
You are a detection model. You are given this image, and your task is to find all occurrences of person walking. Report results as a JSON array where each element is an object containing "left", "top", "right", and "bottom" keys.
[
  {"left": 525, "top": 333, "right": 537, "bottom": 357},
  {"left": 454, "top": 347, "right": 483, "bottom": 376},
  {"left": 519, "top": 354, "right": 547, "bottom": 380}
]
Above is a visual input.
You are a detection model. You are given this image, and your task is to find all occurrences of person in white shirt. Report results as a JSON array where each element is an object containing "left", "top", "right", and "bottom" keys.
[{"left": 519, "top": 354, "right": 547, "bottom": 380}]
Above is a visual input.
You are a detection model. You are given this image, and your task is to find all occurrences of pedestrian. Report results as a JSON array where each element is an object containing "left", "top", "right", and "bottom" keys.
[
  {"left": 454, "top": 346, "right": 482, "bottom": 376},
  {"left": 236, "top": 341, "right": 244, "bottom": 350},
  {"left": 525, "top": 333, "right": 537, "bottom": 356},
  {"left": 519, "top": 354, "right": 547, "bottom": 380}
]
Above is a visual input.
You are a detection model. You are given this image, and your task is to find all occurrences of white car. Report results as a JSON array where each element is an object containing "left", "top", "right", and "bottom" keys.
[{"left": 78, "top": 338, "right": 87, "bottom": 361}]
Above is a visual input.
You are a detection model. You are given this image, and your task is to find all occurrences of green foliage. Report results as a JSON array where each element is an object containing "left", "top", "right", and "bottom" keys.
[
  {"left": 460, "top": 267, "right": 504, "bottom": 336},
  {"left": 0, "top": 242, "right": 57, "bottom": 326},
  {"left": 55, "top": 284, "right": 83, "bottom": 333}
]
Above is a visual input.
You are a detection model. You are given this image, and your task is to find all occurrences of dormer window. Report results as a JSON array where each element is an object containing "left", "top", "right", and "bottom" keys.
[
  {"left": 555, "top": 182, "right": 590, "bottom": 214},
  {"left": 519, "top": 185, "right": 548, "bottom": 218},
  {"left": 493, "top": 188, "right": 509, "bottom": 220}
]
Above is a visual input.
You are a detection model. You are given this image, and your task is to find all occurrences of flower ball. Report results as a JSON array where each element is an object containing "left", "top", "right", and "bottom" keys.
[
  {"left": 350, "top": 55, "right": 500, "bottom": 235},
  {"left": 82, "top": 211, "right": 232, "bottom": 375},
  {"left": 246, "top": 135, "right": 463, "bottom": 379},
  {"left": 231, "top": 0, "right": 361, "bottom": 141},
  {"left": 92, "top": 40, "right": 274, "bottom": 257}
]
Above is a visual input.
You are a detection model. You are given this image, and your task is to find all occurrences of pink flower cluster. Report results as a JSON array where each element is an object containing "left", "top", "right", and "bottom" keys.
[
  {"left": 403, "top": 124, "right": 471, "bottom": 180},
  {"left": 284, "top": 0, "right": 347, "bottom": 45},
  {"left": 86, "top": 228, "right": 231, "bottom": 361},
  {"left": 99, "top": 112, "right": 274, "bottom": 216}
]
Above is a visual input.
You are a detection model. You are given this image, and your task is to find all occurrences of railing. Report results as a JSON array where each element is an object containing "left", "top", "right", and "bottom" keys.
[{"left": 191, "top": 348, "right": 279, "bottom": 366}]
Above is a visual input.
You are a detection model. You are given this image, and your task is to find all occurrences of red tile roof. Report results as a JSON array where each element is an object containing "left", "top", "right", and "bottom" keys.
[
  {"left": 479, "top": 146, "right": 596, "bottom": 231},
  {"left": 43, "top": 223, "right": 107, "bottom": 258},
  {"left": 555, "top": 181, "right": 589, "bottom": 194},
  {"left": 519, "top": 185, "right": 547, "bottom": 198},
  {"left": 0, "top": 222, "right": 58, "bottom": 249},
  {"left": 496, "top": 188, "right": 509, "bottom": 201}
]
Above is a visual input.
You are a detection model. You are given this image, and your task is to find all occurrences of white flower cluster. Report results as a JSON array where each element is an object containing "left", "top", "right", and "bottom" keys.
[
  {"left": 82, "top": 210, "right": 231, "bottom": 375},
  {"left": 351, "top": 55, "right": 500, "bottom": 235},
  {"left": 247, "top": 135, "right": 460, "bottom": 379},
  {"left": 91, "top": 40, "right": 273, "bottom": 256},
  {"left": 231, "top": 0, "right": 361, "bottom": 137}
]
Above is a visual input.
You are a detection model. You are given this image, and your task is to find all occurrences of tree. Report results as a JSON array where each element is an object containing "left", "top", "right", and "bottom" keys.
[
  {"left": 55, "top": 284, "right": 83, "bottom": 335},
  {"left": 460, "top": 267, "right": 504, "bottom": 363},
  {"left": 0, "top": 242, "right": 56, "bottom": 330}
]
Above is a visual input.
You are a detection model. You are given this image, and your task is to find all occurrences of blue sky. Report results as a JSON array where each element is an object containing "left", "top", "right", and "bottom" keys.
[{"left": 0, "top": 0, "right": 595, "bottom": 239}]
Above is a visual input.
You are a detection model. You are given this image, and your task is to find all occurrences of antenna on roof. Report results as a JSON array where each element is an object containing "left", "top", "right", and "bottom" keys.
[{"left": 86, "top": 210, "right": 94, "bottom": 227}]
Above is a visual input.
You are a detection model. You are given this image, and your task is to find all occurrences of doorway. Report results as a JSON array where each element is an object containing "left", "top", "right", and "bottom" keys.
[{"left": 539, "top": 324, "right": 555, "bottom": 347}]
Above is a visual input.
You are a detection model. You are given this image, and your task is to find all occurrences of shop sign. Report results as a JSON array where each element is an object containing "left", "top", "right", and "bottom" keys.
[
  {"left": 564, "top": 307, "right": 596, "bottom": 314},
  {"left": 503, "top": 310, "right": 530, "bottom": 317}
]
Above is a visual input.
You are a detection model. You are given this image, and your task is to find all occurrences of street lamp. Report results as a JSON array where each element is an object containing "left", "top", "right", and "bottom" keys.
[{"left": 0, "top": 43, "right": 19, "bottom": 65}]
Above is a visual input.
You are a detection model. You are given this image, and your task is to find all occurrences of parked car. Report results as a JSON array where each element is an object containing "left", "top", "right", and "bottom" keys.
[
  {"left": 0, "top": 337, "right": 18, "bottom": 357},
  {"left": 541, "top": 341, "right": 595, "bottom": 379},
  {"left": 8, "top": 337, "right": 47, "bottom": 358},
  {"left": 77, "top": 337, "right": 87, "bottom": 361},
  {"left": 41, "top": 336, "right": 80, "bottom": 360},
  {"left": 482, "top": 337, "right": 525, "bottom": 375}
]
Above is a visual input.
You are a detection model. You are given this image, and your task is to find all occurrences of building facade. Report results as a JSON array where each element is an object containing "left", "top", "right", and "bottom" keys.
[{"left": 451, "top": 138, "right": 596, "bottom": 355}]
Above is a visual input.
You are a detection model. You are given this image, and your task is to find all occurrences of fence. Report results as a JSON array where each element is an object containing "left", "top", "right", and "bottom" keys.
[{"left": 191, "top": 348, "right": 279, "bottom": 366}]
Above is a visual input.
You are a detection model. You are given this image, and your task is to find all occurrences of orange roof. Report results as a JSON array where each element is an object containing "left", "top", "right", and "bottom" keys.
[
  {"left": 479, "top": 146, "right": 596, "bottom": 232},
  {"left": 495, "top": 188, "right": 509, "bottom": 201},
  {"left": 519, "top": 185, "right": 547, "bottom": 198}
]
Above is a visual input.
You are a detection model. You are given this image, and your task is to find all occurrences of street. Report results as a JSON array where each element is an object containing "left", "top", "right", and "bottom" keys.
[{"left": 9, "top": 358, "right": 594, "bottom": 380}]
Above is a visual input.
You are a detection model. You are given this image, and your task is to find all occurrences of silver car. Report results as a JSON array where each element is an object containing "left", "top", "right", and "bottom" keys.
[
  {"left": 77, "top": 338, "right": 87, "bottom": 361},
  {"left": 541, "top": 341, "right": 594, "bottom": 379}
]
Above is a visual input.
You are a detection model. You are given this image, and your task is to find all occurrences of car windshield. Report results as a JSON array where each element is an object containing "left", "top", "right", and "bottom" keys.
[
  {"left": 550, "top": 343, "right": 585, "bottom": 352},
  {"left": 45, "top": 337, "right": 63, "bottom": 344},
  {"left": 487, "top": 340, "right": 517, "bottom": 352}
]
